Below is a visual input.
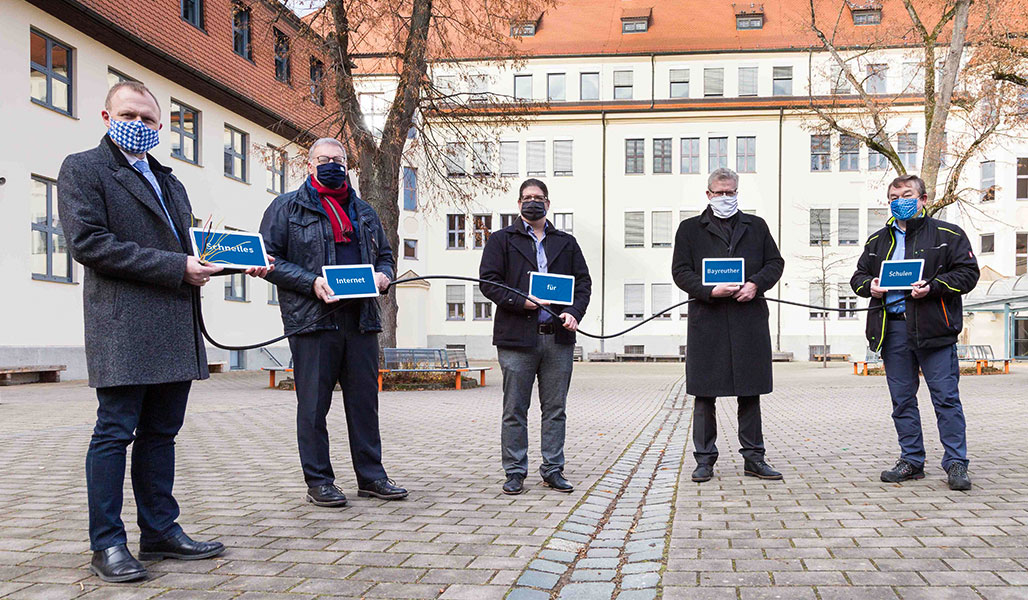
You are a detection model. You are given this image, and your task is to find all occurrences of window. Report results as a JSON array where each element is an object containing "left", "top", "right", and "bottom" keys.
[
  {"left": 737, "top": 14, "right": 764, "bottom": 29},
  {"left": 898, "top": 133, "right": 918, "bottom": 171},
  {"left": 310, "top": 58, "right": 325, "bottom": 105},
  {"left": 526, "top": 141, "right": 546, "bottom": 175},
  {"left": 838, "top": 208, "right": 859, "bottom": 245},
  {"left": 625, "top": 139, "right": 645, "bottom": 174},
  {"left": 810, "top": 135, "right": 831, "bottom": 171},
  {"left": 266, "top": 145, "right": 286, "bottom": 194},
  {"left": 514, "top": 74, "right": 532, "bottom": 100},
  {"left": 1016, "top": 317, "right": 1028, "bottom": 359},
  {"left": 403, "top": 167, "right": 418, "bottom": 210},
  {"left": 868, "top": 141, "right": 889, "bottom": 171},
  {"left": 553, "top": 213, "right": 573, "bottom": 234},
  {"left": 403, "top": 238, "right": 418, "bottom": 259},
  {"left": 1017, "top": 233, "right": 1027, "bottom": 275},
  {"left": 902, "top": 62, "right": 924, "bottom": 94},
  {"left": 274, "top": 28, "right": 290, "bottom": 83},
  {"left": 473, "top": 287, "right": 493, "bottom": 320},
  {"left": 510, "top": 21, "right": 536, "bottom": 36},
  {"left": 500, "top": 141, "right": 519, "bottom": 176},
  {"left": 625, "top": 211, "right": 645, "bottom": 247},
  {"left": 622, "top": 18, "right": 648, "bottom": 33},
  {"left": 229, "top": 350, "right": 246, "bottom": 370},
  {"left": 708, "top": 137, "right": 728, "bottom": 172},
  {"left": 181, "top": 0, "right": 204, "bottom": 29},
  {"left": 107, "top": 68, "right": 138, "bottom": 90},
  {"left": 624, "top": 284, "right": 644, "bottom": 319},
  {"left": 680, "top": 209, "right": 701, "bottom": 223},
  {"left": 446, "top": 285, "right": 466, "bottom": 320},
  {"left": 224, "top": 126, "right": 248, "bottom": 181},
  {"left": 704, "top": 68, "right": 724, "bottom": 97},
  {"left": 838, "top": 284, "right": 857, "bottom": 319},
  {"left": 232, "top": 3, "right": 252, "bottom": 60},
  {"left": 268, "top": 282, "right": 279, "bottom": 305},
  {"left": 614, "top": 70, "right": 633, "bottom": 100},
  {"left": 624, "top": 345, "right": 645, "bottom": 355},
  {"left": 225, "top": 273, "right": 247, "bottom": 301},
  {"left": 738, "top": 66, "right": 758, "bottom": 97},
  {"left": 809, "top": 282, "right": 828, "bottom": 319},
  {"left": 553, "top": 140, "right": 573, "bottom": 176},
  {"left": 652, "top": 284, "right": 672, "bottom": 319},
  {"left": 867, "top": 64, "right": 888, "bottom": 94},
  {"left": 736, "top": 136, "right": 756, "bottom": 173},
  {"left": 547, "top": 73, "right": 566, "bottom": 102},
  {"left": 170, "top": 101, "right": 200, "bottom": 164},
  {"left": 580, "top": 72, "right": 600, "bottom": 100},
  {"left": 652, "top": 211, "right": 673, "bottom": 247},
  {"left": 981, "top": 160, "right": 996, "bottom": 202},
  {"left": 653, "top": 138, "right": 672, "bottom": 174},
  {"left": 473, "top": 214, "right": 492, "bottom": 249},
  {"left": 447, "top": 214, "right": 466, "bottom": 249},
  {"left": 445, "top": 142, "right": 466, "bottom": 177},
  {"left": 772, "top": 66, "right": 793, "bottom": 96},
  {"left": 680, "top": 138, "right": 700, "bottom": 174},
  {"left": 867, "top": 207, "right": 889, "bottom": 234},
  {"left": 678, "top": 289, "right": 689, "bottom": 319},
  {"left": 810, "top": 208, "right": 831, "bottom": 246},
  {"left": 840, "top": 135, "right": 859, "bottom": 171},
  {"left": 980, "top": 233, "right": 995, "bottom": 254},
  {"left": 830, "top": 65, "right": 852, "bottom": 94},
  {"left": 360, "top": 92, "right": 386, "bottom": 137},
  {"left": 1019, "top": 158, "right": 1028, "bottom": 199},
  {"left": 472, "top": 142, "right": 493, "bottom": 176},
  {"left": 500, "top": 214, "right": 519, "bottom": 228},
  {"left": 853, "top": 8, "right": 882, "bottom": 25},
  {"left": 30, "top": 176, "right": 72, "bottom": 283},
  {"left": 30, "top": 30, "right": 73, "bottom": 116},
  {"left": 670, "top": 69, "right": 690, "bottom": 98},
  {"left": 468, "top": 74, "right": 488, "bottom": 103}
]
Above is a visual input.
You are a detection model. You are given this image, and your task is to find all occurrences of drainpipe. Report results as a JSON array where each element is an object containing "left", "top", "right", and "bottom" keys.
[
  {"left": 650, "top": 54, "right": 656, "bottom": 109},
  {"left": 1005, "top": 303, "right": 1012, "bottom": 359},
  {"left": 600, "top": 110, "right": 608, "bottom": 352},
  {"left": 776, "top": 107, "right": 784, "bottom": 352}
]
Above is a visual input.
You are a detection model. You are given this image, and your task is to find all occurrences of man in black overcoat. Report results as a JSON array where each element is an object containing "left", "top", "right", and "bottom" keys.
[{"left": 671, "top": 167, "right": 785, "bottom": 483}]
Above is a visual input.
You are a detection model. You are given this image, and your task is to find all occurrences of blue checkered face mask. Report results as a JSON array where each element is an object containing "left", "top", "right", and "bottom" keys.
[
  {"left": 890, "top": 196, "right": 920, "bottom": 221},
  {"left": 108, "top": 119, "right": 160, "bottom": 154}
]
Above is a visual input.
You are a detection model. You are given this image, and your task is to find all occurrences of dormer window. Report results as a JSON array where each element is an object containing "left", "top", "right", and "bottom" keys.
[
  {"left": 735, "top": 3, "right": 764, "bottom": 30},
  {"left": 848, "top": 1, "right": 882, "bottom": 25},
  {"left": 621, "top": 8, "right": 651, "bottom": 34},
  {"left": 510, "top": 14, "right": 541, "bottom": 37}
]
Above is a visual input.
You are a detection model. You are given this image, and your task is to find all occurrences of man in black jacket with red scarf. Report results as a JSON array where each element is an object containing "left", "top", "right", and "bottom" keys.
[{"left": 259, "top": 138, "right": 407, "bottom": 506}]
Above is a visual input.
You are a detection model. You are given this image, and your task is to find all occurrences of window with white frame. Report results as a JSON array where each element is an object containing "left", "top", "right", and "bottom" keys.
[
  {"left": 838, "top": 208, "right": 859, "bottom": 245},
  {"left": 898, "top": 133, "right": 918, "bottom": 170},
  {"left": 681, "top": 138, "right": 700, "bottom": 173},
  {"left": 670, "top": 69, "right": 689, "bottom": 98},
  {"left": 472, "top": 142, "right": 492, "bottom": 176},
  {"left": 868, "top": 139, "right": 889, "bottom": 171},
  {"left": 652, "top": 283, "right": 672, "bottom": 319},
  {"left": 472, "top": 214, "right": 492, "bottom": 249},
  {"left": 704, "top": 68, "right": 724, "bottom": 97},
  {"left": 446, "top": 285, "right": 465, "bottom": 320},
  {"left": 500, "top": 213, "right": 519, "bottom": 228},
  {"left": 580, "top": 72, "right": 599, "bottom": 100},
  {"left": 553, "top": 140, "right": 573, "bottom": 176},
  {"left": 902, "top": 62, "right": 924, "bottom": 94},
  {"left": 840, "top": 135, "right": 859, "bottom": 171},
  {"left": 772, "top": 66, "right": 793, "bottom": 96},
  {"left": 680, "top": 209, "right": 701, "bottom": 223},
  {"left": 652, "top": 211, "right": 673, "bottom": 247},
  {"left": 614, "top": 70, "right": 633, "bottom": 99},
  {"left": 838, "top": 284, "right": 857, "bottom": 319},
  {"left": 809, "top": 282, "right": 828, "bottom": 319},
  {"left": 624, "top": 283, "right": 644, "bottom": 319},
  {"left": 447, "top": 214, "right": 466, "bottom": 249},
  {"left": 514, "top": 74, "right": 532, "bottom": 100},
  {"left": 625, "top": 139, "right": 645, "bottom": 174},
  {"left": 526, "top": 141, "right": 546, "bottom": 175},
  {"left": 810, "top": 208, "right": 831, "bottom": 246},
  {"left": 736, "top": 136, "right": 756, "bottom": 173},
  {"left": 547, "top": 73, "right": 566, "bottom": 102},
  {"left": 403, "top": 238, "right": 418, "bottom": 259},
  {"left": 653, "top": 138, "right": 672, "bottom": 174},
  {"left": 553, "top": 212, "right": 573, "bottom": 234},
  {"left": 622, "top": 17, "right": 648, "bottom": 33},
  {"left": 225, "top": 273, "right": 247, "bottom": 301},
  {"left": 708, "top": 137, "right": 728, "bottom": 172},
  {"left": 625, "top": 211, "right": 645, "bottom": 247},
  {"left": 830, "top": 64, "right": 852, "bottom": 94},
  {"left": 1018, "top": 158, "right": 1028, "bottom": 199},
  {"left": 445, "top": 142, "right": 466, "bottom": 176},
  {"left": 473, "top": 287, "right": 492, "bottom": 320},
  {"left": 738, "top": 66, "right": 758, "bottom": 96},
  {"left": 867, "top": 207, "right": 889, "bottom": 235},
  {"left": 810, "top": 134, "right": 831, "bottom": 171},
  {"left": 980, "top": 233, "right": 994, "bottom": 254},
  {"left": 981, "top": 160, "right": 996, "bottom": 202},
  {"left": 866, "top": 64, "right": 888, "bottom": 94},
  {"left": 500, "top": 141, "right": 519, "bottom": 176}
]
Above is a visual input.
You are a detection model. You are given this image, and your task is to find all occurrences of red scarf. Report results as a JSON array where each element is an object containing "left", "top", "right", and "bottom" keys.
[{"left": 310, "top": 175, "right": 353, "bottom": 243}]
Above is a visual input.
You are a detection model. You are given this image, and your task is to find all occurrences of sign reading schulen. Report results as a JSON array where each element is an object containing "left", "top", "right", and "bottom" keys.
[
  {"left": 322, "top": 264, "right": 381, "bottom": 300},
  {"left": 878, "top": 258, "right": 925, "bottom": 290}
]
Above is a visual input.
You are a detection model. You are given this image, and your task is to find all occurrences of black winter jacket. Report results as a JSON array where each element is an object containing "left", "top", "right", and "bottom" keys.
[{"left": 850, "top": 212, "right": 979, "bottom": 353}]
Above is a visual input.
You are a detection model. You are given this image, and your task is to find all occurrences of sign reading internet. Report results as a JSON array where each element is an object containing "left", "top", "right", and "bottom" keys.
[
  {"left": 322, "top": 264, "right": 380, "bottom": 299},
  {"left": 189, "top": 228, "right": 269, "bottom": 270},
  {"left": 701, "top": 258, "right": 746, "bottom": 286},
  {"left": 878, "top": 259, "right": 925, "bottom": 290},
  {"left": 529, "top": 272, "right": 575, "bottom": 305}
]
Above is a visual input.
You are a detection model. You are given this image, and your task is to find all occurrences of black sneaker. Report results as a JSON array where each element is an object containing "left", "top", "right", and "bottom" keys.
[
  {"left": 306, "top": 484, "right": 348, "bottom": 507},
  {"left": 691, "top": 464, "right": 713, "bottom": 483},
  {"left": 880, "top": 460, "right": 925, "bottom": 483},
  {"left": 946, "top": 463, "right": 971, "bottom": 491},
  {"left": 744, "top": 460, "right": 783, "bottom": 480},
  {"left": 502, "top": 474, "right": 525, "bottom": 495}
]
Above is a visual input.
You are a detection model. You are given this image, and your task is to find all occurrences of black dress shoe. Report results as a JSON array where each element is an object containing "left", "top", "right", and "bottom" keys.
[
  {"left": 90, "top": 544, "right": 147, "bottom": 583},
  {"left": 306, "top": 484, "right": 348, "bottom": 507},
  {"left": 881, "top": 460, "right": 925, "bottom": 483},
  {"left": 542, "top": 471, "right": 574, "bottom": 493},
  {"left": 503, "top": 474, "right": 526, "bottom": 495},
  {"left": 947, "top": 462, "right": 972, "bottom": 491},
  {"left": 358, "top": 478, "right": 408, "bottom": 500},
  {"left": 138, "top": 531, "right": 225, "bottom": 561},
  {"left": 692, "top": 464, "right": 714, "bottom": 483},
  {"left": 744, "top": 460, "right": 783, "bottom": 480}
]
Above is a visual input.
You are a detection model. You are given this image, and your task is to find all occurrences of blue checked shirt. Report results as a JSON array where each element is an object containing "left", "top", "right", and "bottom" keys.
[
  {"left": 885, "top": 223, "right": 906, "bottom": 314},
  {"left": 524, "top": 219, "right": 554, "bottom": 323}
]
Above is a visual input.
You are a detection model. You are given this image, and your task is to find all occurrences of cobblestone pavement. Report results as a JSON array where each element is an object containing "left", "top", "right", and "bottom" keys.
[{"left": 1, "top": 362, "right": 1027, "bottom": 600}]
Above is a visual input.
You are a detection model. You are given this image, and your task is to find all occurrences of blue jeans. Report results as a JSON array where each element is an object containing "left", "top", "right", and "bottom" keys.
[
  {"left": 86, "top": 382, "right": 190, "bottom": 551},
  {"left": 881, "top": 319, "right": 968, "bottom": 471}
]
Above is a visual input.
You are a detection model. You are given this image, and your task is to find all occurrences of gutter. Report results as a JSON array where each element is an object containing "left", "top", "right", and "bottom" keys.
[
  {"left": 600, "top": 110, "right": 608, "bottom": 351},
  {"left": 776, "top": 107, "right": 784, "bottom": 351}
]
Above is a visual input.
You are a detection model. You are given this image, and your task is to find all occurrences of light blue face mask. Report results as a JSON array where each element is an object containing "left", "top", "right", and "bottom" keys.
[{"left": 890, "top": 196, "right": 920, "bottom": 221}]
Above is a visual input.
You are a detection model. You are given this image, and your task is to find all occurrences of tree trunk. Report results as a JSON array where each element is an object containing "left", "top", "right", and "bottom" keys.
[{"left": 357, "top": 148, "right": 402, "bottom": 350}]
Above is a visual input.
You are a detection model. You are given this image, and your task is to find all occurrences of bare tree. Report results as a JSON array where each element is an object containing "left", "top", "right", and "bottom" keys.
[{"left": 803, "top": 209, "right": 854, "bottom": 367}]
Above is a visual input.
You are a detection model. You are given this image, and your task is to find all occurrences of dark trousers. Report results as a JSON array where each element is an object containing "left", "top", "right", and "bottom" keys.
[
  {"left": 86, "top": 381, "right": 190, "bottom": 551},
  {"left": 288, "top": 310, "right": 387, "bottom": 488},
  {"left": 882, "top": 319, "right": 968, "bottom": 470},
  {"left": 692, "top": 395, "right": 765, "bottom": 465}
]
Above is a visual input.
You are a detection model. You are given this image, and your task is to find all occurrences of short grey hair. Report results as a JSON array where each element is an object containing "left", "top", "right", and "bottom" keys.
[
  {"left": 308, "top": 138, "right": 347, "bottom": 162},
  {"left": 707, "top": 168, "right": 739, "bottom": 191}
]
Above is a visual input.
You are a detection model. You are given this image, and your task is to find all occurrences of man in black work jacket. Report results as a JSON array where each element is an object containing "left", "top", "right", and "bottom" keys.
[
  {"left": 479, "top": 178, "right": 592, "bottom": 496},
  {"left": 260, "top": 137, "right": 407, "bottom": 507},
  {"left": 851, "top": 174, "right": 979, "bottom": 491}
]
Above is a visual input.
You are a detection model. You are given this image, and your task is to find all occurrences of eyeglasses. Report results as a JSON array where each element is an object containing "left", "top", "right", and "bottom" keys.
[
  {"left": 520, "top": 194, "right": 547, "bottom": 202},
  {"left": 707, "top": 189, "right": 737, "bottom": 196},
  {"left": 315, "top": 156, "right": 346, "bottom": 165}
]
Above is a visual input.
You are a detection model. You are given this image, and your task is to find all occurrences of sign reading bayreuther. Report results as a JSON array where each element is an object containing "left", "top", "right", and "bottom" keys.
[
  {"left": 878, "top": 258, "right": 925, "bottom": 290},
  {"left": 529, "top": 272, "right": 575, "bottom": 305},
  {"left": 189, "top": 228, "right": 269, "bottom": 270},
  {"left": 322, "top": 264, "right": 381, "bottom": 300},
  {"left": 701, "top": 257, "right": 746, "bottom": 287}
]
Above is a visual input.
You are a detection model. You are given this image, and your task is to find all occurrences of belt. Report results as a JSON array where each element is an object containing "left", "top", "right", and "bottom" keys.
[
  {"left": 886, "top": 311, "right": 906, "bottom": 321},
  {"left": 538, "top": 322, "right": 556, "bottom": 335}
]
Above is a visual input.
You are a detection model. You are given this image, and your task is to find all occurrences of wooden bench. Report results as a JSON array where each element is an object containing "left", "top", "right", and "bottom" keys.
[
  {"left": 616, "top": 353, "right": 651, "bottom": 362},
  {"left": 853, "top": 361, "right": 881, "bottom": 375},
  {"left": 587, "top": 352, "right": 616, "bottom": 362},
  {"left": 378, "top": 348, "right": 491, "bottom": 391},
  {"left": 961, "top": 358, "right": 1012, "bottom": 375},
  {"left": 0, "top": 365, "right": 67, "bottom": 386},
  {"left": 208, "top": 361, "right": 228, "bottom": 374},
  {"left": 651, "top": 354, "right": 686, "bottom": 363},
  {"left": 814, "top": 353, "right": 851, "bottom": 362},
  {"left": 262, "top": 366, "right": 293, "bottom": 388}
]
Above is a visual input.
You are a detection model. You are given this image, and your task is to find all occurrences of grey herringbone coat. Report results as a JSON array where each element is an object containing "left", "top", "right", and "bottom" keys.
[{"left": 58, "top": 136, "right": 209, "bottom": 388}]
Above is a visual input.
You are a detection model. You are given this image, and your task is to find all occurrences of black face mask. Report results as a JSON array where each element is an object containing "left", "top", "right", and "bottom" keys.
[
  {"left": 520, "top": 200, "right": 547, "bottom": 221},
  {"left": 316, "top": 162, "right": 347, "bottom": 189}
]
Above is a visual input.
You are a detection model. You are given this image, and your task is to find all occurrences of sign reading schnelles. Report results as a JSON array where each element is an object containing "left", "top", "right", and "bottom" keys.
[
  {"left": 189, "top": 228, "right": 269, "bottom": 270},
  {"left": 701, "top": 257, "right": 746, "bottom": 286},
  {"left": 322, "top": 264, "right": 381, "bottom": 299},
  {"left": 878, "top": 258, "right": 925, "bottom": 290},
  {"left": 529, "top": 272, "right": 575, "bottom": 305}
]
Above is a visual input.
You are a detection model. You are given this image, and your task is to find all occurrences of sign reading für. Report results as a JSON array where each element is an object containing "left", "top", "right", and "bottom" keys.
[
  {"left": 322, "top": 264, "right": 380, "bottom": 299},
  {"left": 529, "top": 272, "right": 575, "bottom": 305},
  {"left": 701, "top": 258, "right": 746, "bottom": 287}
]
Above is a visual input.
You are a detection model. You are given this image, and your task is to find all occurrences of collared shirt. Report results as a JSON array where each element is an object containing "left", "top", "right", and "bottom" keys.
[
  {"left": 120, "top": 149, "right": 180, "bottom": 242},
  {"left": 524, "top": 219, "right": 554, "bottom": 323},
  {"left": 885, "top": 221, "right": 906, "bottom": 314}
]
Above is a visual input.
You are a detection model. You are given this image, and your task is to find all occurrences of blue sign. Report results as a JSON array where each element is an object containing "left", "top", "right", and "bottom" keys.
[
  {"left": 322, "top": 264, "right": 380, "bottom": 299},
  {"left": 189, "top": 228, "right": 269, "bottom": 269},
  {"left": 529, "top": 272, "right": 575, "bottom": 304},
  {"left": 878, "top": 259, "right": 925, "bottom": 290},
  {"left": 701, "top": 258, "right": 746, "bottom": 286}
]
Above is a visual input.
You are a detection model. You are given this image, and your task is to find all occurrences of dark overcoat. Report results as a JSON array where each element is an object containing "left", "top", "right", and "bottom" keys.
[
  {"left": 671, "top": 208, "right": 784, "bottom": 397},
  {"left": 58, "top": 135, "right": 208, "bottom": 388}
]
